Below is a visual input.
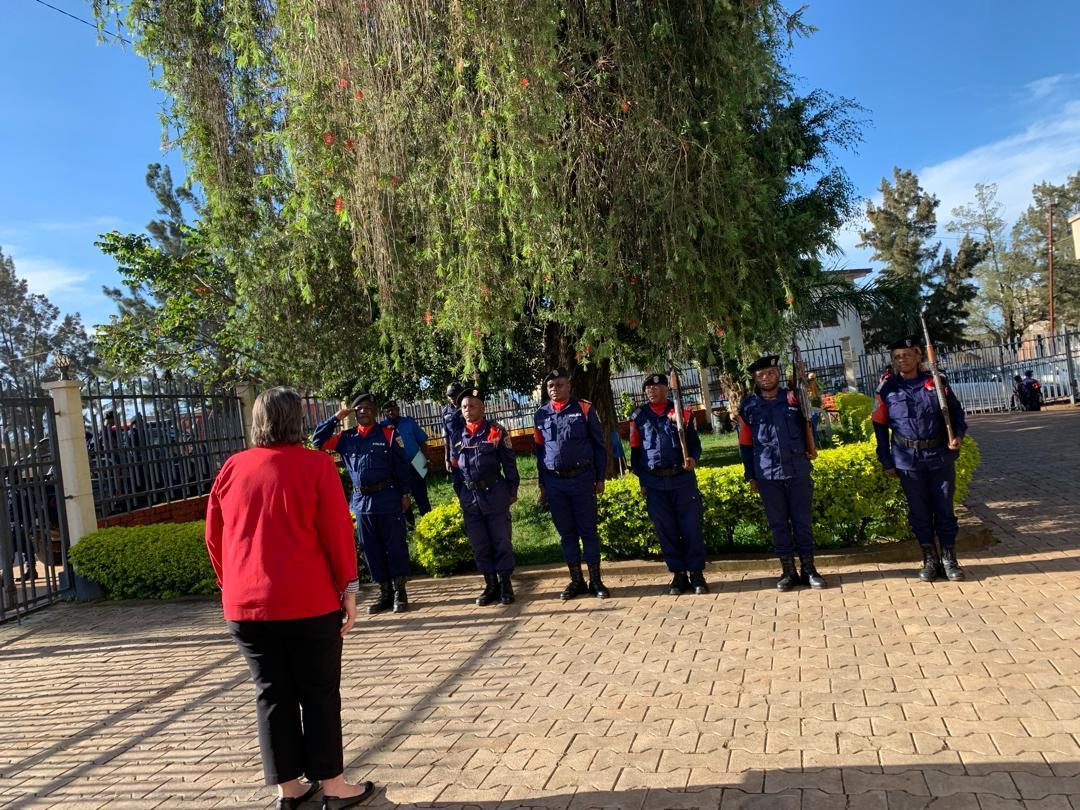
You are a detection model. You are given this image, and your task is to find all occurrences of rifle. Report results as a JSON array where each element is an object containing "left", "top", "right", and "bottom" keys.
[
  {"left": 667, "top": 348, "right": 691, "bottom": 466},
  {"left": 789, "top": 339, "right": 818, "bottom": 454},
  {"left": 919, "top": 311, "right": 957, "bottom": 446}
]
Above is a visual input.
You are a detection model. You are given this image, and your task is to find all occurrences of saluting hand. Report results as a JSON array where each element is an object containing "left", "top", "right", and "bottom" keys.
[
  {"left": 340, "top": 593, "right": 357, "bottom": 637},
  {"left": 335, "top": 407, "right": 354, "bottom": 420}
]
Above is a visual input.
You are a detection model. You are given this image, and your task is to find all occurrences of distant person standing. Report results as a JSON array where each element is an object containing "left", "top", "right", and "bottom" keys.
[
  {"left": 1011, "top": 375, "right": 1026, "bottom": 411},
  {"left": 441, "top": 382, "right": 466, "bottom": 473},
  {"left": 533, "top": 368, "right": 611, "bottom": 600},
  {"left": 450, "top": 387, "right": 520, "bottom": 607},
  {"left": 205, "top": 387, "right": 375, "bottom": 809},
  {"left": 629, "top": 373, "right": 709, "bottom": 596},
  {"left": 1021, "top": 370, "right": 1042, "bottom": 411},
  {"left": 380, "top": 400, "right": 432, "bottom": 524}
]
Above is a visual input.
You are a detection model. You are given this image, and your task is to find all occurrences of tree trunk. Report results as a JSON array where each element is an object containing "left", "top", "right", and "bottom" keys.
[{"left": 543, "top": 322, "right": 620, "bottom": 478}]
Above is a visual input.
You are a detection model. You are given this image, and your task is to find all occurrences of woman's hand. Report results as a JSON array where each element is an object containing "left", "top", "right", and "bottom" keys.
[{"left": 340, "top": 593, "right": 357, "bottom": 637}]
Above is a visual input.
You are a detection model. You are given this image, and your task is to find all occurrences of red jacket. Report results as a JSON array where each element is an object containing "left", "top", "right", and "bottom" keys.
[{"left": 205, "top": 444, "right": 357, "bottom": 621}]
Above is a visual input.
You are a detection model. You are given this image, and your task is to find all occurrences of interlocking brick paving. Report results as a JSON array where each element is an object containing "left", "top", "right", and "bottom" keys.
[{"left": 2, "top": 408, "right": 1080, "bottom": 809}]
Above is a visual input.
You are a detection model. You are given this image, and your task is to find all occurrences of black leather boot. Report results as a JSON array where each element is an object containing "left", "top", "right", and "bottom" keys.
[
  {"left": 498, "top": 573, "right": 515, "bottom": 605},
  {"left": 392, "top": 576, "right": 409, "bottom": 613},
  {"left": 918, "top": 545, "right": 942, "bottom": 582},
  {"left": 798, "top": 554, "right": 827, "bottom": 589},
  {"left": 940, "top": 546, "right": 966, "bottom": 581},
  {"left": 776, "top": 556, "right": 800, "bottom": 592},
  {"left": 667, "top": 571, "right": 690, "bottom": 595},
  {"left": 367, "top": 581, "right": 394, "bottom": 614},
  {"left": 476, "top": 574, "right": 499, "bottom": 606},
  {"left": 561, "top": 561, "right": 590, "bottom": 601},
  {"left": 587, "top": 561, "right": 610, "bottom": 599},
  {"left": 688, "top": 569, "right": 709, "bottom": 594}
]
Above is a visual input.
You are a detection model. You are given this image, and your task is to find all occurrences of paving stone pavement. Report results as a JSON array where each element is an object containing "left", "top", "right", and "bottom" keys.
[{"left": 2, "top": 409, "right": 1080, "bottom": 809}]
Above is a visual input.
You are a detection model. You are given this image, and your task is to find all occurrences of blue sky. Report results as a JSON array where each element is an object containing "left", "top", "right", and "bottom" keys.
[{"left": 2, "top": 0, "right": 1079, "bottom": 328}]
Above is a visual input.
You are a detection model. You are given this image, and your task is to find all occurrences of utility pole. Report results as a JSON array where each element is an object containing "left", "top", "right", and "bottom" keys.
[{"left": 1048, "top": 202, "right": 1056, "bottom": 337}]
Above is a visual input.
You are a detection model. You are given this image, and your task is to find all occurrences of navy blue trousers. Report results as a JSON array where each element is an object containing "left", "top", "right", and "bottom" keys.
[
  {"left": 409, "top": 467, "right": 432, "bottom": 516},
  {"left": 757, "top": 475, "right": 815, "bottom": 557},
  {"left": 462, "top": 507, "right": 515, "bottom": 575},
  {"left": 355, "top": 510, "right": 410, "bottom": 583},
  {"left": 897, "top": 460, "right": 958, "bottom": 549},
  {"left": 547, "top": 475, "right": 601, "bottom": 565},
  {"left": 643, "top": 483, "right": 705, "bottom": 573}
]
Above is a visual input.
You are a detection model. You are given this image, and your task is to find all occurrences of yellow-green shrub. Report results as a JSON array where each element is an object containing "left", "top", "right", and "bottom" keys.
[{"left": 413, "top": 501, "right": 475, "bottom": 577}]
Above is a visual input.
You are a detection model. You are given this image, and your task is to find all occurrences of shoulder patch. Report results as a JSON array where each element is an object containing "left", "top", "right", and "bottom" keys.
[
  {"left": 786, "top": 390, "right": 798, "bottom": 406},
  {"left": 630, "top": 408, "right": 641, "bottom": 421},
  {"left": 504, "top": 432, "right": 513, "bottom": 448}
]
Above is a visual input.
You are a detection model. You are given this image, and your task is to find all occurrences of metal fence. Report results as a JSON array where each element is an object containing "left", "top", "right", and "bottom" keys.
[
  {"left": 1, "top": 383, "right": 73, "bottom": 622},
  {"left": 83, "top": 378, "right": 247, "bottom": 520},
  {"left": 856, "top": 331, "right": 1080, "bottom": 414}
]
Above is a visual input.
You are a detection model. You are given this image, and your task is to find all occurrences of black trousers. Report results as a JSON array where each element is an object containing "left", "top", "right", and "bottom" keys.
[{"left": 227, "top": 610, "right": 344, "bottom": 785}]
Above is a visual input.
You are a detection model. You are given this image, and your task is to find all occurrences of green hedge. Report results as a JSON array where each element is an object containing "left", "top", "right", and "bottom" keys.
[
  {"left": 69, "top": 521, "right": 217, "bottom": 599},
  {"left": 414, "top": 437, "right": 980, "bottom": 574}
]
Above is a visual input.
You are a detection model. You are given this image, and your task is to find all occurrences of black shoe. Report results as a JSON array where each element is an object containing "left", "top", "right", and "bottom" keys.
[
  {"left": 366, "top": 582, "right": 394, "bottom": 614},
  {"left": 476, "top": 574, "right": 500, "bottom": 606},
  {"left": 561, "top": 562, "right": 590, "bottom": 601},
  {"left": 392, "top": 576, "right": 409, "bottom": 613},
  {"left": 321, "top": 781, "right": 375, "bottom": 809},
  {"left": 798, "top": 554, "right": 827, "bottom": 589},
  {"left": 667, "top": 572, "right": 690, "bottom": 595},
  {"left": 940, "top": 546, "right": 966, "bottom": 581},
  {"left": 498, "top": 573, "right": 515, "bottom": 605},
  {"left": 587, "top": 561, "right": 610, "bottom": 599},
  {"left": 688, "top": 569, "right": 709, "bottom": 594},
  {"left": 277, "top": 782, "right": 320, "bottom": 809},
  {"left": 776, "top": 556, "right": 800, "bottom": 592},
  {"left": 918, "top": 545, "right": 942, "bottom": 582}
]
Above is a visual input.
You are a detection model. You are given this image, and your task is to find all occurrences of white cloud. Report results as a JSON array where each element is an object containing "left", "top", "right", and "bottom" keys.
[
  {"left": 9, "top": 254, "right": 92, "bottom": 298},
  {"left": 1026, "top": 74, "right": 1068, "bottom": 100},
  {"left": 32, "top": 215, "right": 125, "bottom": 232},
  {"left": 919, "top": 100, "right": 1080, "bottom": 230}
]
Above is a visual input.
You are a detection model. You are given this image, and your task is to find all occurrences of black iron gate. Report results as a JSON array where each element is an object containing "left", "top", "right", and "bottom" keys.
[{"left": 1, "top": 385, "right": 74, "bottom": 622}]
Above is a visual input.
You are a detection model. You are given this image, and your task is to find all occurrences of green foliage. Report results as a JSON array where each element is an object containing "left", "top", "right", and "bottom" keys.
[
  {"left": 93, "top": 0, "right": 860, "bottom": 385},
  {"left": 412, "top": 502, "right": 476, "bottom": 577},
  {"left": 69, "top": 522, "right": 217, "bottom": 600},
  {"left": 832, "top": 392, "right": 875, "bottom": 444}
]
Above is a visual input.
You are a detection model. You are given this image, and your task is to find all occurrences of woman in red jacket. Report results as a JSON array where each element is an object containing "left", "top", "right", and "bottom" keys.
[{"left": 205, "top": 387, "right": 374, "bottom": 809}]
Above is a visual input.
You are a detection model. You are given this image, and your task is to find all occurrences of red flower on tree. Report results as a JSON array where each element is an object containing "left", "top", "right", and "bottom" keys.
[
  {"left": 519, "top": 77, "right": 530, "bottom": 88},
  {"left": 423, "top": 311, "right": 433, "bottom": 326},
  {"left": 344, "top": 138, "right": 355, "bottom": 151},
  {"left": 354, "top": 89, "right": 365, "bottom": 101},
  {"left": 338, "top": 77, "right": 349, "bottom": 89},
  {"left": 323, "top": 131, "right": 335, "bottom": 146},
  {"left": 333, "top": 197, "right": 344, "bottom": 213},
  {"left": 620, "top": 99, "right": 630, "bottom": 114}
]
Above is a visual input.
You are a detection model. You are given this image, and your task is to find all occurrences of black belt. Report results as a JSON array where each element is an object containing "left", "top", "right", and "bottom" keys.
[
  {"left": 649, "top": 466, "right": 687, "bottom": 477},
  {"left": 549, "top": 463, "right": 593, "bottom": 479},
  {"left": 465, "top": 476, "right": 503, "bottom": 491},
  {"left": 893, "top": 435, "right": 944, "bottom": 450},
  {"left": 358, "top": 479, "right": 394, "bottom": 495}
]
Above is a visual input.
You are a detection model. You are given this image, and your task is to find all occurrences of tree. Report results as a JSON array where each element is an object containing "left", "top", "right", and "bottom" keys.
[
  {"left": 1009, "top": 171, "right": 1080, "bottom": 332},
  {"left": 0, "top": 249, "right": 94, "bottom": 390},
  {"left": 858, "top": 167, "right": 979, "bottom": 349},
  {"left": 93, "top": 0, "right": 860, "bottom": 427}
]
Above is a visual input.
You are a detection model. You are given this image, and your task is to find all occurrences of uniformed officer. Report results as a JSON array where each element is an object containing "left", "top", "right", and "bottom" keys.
[
  {"left": 451, "top": 387, "right": 520, "bottom": 606},
  {"left": 312, "top": 393, "right": 413, "bottom": 613},
  {"left": 629, "top": 373, "right": 709, "bottom": 595},
  {"left": 872, "top": 335, "right": 968, "bottom": 582},
  {"left": 533, "top": 368, "right": 610, "bottom": 600},
  {"left": 442, "top": 382, "right": 466, "bottom": 472},
  {"left": 737, "top": 355, "right": 825, "bottom": 591}
]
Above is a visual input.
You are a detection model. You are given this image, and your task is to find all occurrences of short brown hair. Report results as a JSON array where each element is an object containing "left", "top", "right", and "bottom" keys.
[{"left": 251, "top": 387, "right": 305, "bottom": 447}]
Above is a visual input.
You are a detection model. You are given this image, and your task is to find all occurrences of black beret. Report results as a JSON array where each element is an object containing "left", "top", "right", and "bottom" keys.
[
  {"left": 748, "top": 355, "right": 780, "bottom": 374},
  {"left": 543, "top": 368, "right": 569, "bottom": 384},
  {"left": 642, "top": 373, "right": 668, "bottom": 390},
  {"left": 382, "top": 400, "right": 398, "bottom": 409},
  {"left": 456, "top": 386, "right": 483, "bottom": 406},
  {"left": 350, "top": 393, "right": 376, "bottom": 409},
  {"left": 446, "top": 381, "right": 464, "bottom": 398},
  {"left": 886, "top": 335, "right": 922, "bottom": 351}
]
